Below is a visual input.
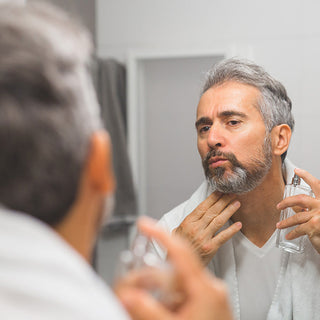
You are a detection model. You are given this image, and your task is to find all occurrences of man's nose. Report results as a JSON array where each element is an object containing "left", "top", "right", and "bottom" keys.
[{"left": 207, "top": 125, "right": 225, "bottom": 148}]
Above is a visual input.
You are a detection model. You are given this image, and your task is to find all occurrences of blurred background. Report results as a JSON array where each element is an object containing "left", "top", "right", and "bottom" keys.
[{"left": 4, "top": 0, "right": 320, "bottom": 284}]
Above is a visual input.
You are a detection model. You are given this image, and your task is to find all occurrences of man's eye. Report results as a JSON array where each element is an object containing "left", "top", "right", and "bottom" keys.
[
  {"left": 228, "top": 120, "right": 240, "bottom": 126},
  {"left": 199, "top": 126, "right": 210, "bottom": 133}
]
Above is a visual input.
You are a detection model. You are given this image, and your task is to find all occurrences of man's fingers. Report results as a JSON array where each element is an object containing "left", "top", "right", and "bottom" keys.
[
  {"left": 207, "top": 200, "right": 241, "bottom": 234},
  {"left": 286, "top": 216, "right": 320, "bottom": 240},
  {"left": 277, "top": 211, "right": 312, "bottom": 229},
  {"left": 201, "top": 194, "right": 236, "bottom": 226},
  {"left": 209, "top": 221, "right": 242, "bottom": 248},
  {"left": 188, "top": 191, "right": 223, "bottom": 221},
  {"left": 277, "top": 194, "right": 316, "bottom": 211},
  {"left": 285, "top": 225, "right": 305, "bottom": 240},
  {"left": 117, "top": 289, "right": 173, "bottom": 320},
  {"left": 295, "top": 168, "right": 320, "bottom": 197}
]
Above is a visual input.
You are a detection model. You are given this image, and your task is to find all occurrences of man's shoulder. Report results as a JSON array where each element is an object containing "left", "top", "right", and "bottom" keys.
[{"left": 0, "top": 208, "right": 129, "bottom": 319}]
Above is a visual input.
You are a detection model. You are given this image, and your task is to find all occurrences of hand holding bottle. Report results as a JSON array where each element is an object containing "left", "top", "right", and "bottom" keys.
[
  {"left": 276, "top": 168, "right": 320, "bottom": 254},
  {"left": 114, "top": 217, "right": 233, "bottom": 320}
]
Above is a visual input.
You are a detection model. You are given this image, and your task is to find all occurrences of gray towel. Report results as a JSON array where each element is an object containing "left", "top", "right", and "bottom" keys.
[{"left": 93, "top": 58, "right": 137, "bottom": 229}]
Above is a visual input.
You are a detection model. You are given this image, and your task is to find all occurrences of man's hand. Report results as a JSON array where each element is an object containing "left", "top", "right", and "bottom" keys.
[
  {"left": 277, "top": 168, "right": 320, "bottom": 254},
  {"left": 115, "top": 217, "right": 233, "bottom": 320},
  {"left": 173, "top": 192, "right": 242, "bottom": 265}
]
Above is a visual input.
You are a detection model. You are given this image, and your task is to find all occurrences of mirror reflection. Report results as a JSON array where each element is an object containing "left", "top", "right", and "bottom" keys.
[{"left": 3, "top": 1, "right": 320, "bottom": 319}]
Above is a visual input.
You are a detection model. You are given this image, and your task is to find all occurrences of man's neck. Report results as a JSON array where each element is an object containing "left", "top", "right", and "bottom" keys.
[{"left": 230, "top": 161, "right": 286, "bottom": 247}]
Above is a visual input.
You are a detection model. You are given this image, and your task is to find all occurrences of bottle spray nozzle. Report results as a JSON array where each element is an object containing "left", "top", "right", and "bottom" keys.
[{"left": 292, "top": 173, "right": 301, "bottom": 187}]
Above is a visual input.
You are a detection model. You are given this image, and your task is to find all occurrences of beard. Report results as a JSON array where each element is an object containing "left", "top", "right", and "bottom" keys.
[{"left": 202, "top": 134, "right": 272, "bottom": 194}]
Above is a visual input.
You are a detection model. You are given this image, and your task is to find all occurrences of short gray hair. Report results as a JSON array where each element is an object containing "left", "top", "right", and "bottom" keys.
[
  {"left": 0, "top": 2, "right": 102, "bottom": 225},
  {"left": 202, "top": 58, "right": 294, "bottom": 161}
]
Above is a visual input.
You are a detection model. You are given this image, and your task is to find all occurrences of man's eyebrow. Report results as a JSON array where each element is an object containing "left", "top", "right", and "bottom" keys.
[
  {"left": 218, "top": 110, "right": 247, "bottom": 118},
  {"left": 195, "top": 117, "right": 212, "bottom": 129},
  {"left": 195, "top": 111, "right": 247, "bottom": 128}
]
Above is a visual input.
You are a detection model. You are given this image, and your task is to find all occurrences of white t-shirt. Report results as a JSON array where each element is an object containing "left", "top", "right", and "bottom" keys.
[{"left": 233, "top": 230, "right": 282, "bottom": 320}]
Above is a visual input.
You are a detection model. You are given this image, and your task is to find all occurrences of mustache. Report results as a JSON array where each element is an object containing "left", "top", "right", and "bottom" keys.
[{"left": 203, "top": 149, "right": 243, "bottom": 169}]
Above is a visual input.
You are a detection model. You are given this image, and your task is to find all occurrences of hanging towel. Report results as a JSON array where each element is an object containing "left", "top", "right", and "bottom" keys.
[{"left": 93, "top": 58, "right": 137, "bottom": 230}]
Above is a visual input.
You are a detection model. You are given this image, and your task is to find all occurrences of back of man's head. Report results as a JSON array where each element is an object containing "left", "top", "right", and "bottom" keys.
[{"left": 0, "top": 2, "right": 102, "bottom": 226}]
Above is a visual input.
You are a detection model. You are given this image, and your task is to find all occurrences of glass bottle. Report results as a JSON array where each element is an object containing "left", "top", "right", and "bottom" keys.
[{"left": 276, "top": 173, "right": 314, "bottom": 253}]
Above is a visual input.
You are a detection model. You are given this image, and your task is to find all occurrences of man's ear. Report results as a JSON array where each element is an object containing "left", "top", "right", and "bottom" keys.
[
  {"left": 271, "top": 124, "right": 292, "bottom": 157},
  {"left": 87, "top": 130, "right": 115, "bottom": 194}
]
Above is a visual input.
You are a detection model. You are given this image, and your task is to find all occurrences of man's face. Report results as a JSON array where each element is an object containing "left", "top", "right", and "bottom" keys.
[{"left": 196, "top": 81, "right": 272, "bottom": 194}]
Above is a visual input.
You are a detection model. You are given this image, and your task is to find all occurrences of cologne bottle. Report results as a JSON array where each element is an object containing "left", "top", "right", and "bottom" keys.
[{"left": 276, "top": 173, "right": 314, "bottom": 253}]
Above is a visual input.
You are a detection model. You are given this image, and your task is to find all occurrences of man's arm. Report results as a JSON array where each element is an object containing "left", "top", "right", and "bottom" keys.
[{"left": 115, "top": 217, "right": 233, "bottom": 320}]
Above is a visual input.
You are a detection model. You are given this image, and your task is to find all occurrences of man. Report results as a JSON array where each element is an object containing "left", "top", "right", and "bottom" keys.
[
  {"left": 0, "top": 2, "right": 233, "bottom": 320},
  {"left": 154, "top": 58, "right": 320, "bottom": 319}
]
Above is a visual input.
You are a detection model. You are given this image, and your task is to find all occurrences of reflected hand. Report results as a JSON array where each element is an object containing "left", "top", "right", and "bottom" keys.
[
  {"left": 115, "top": 217, "right": 233, "bottom": 320},
  {"left": 277, "top": 168, "right": 320, "bottom": 254},
  {"left": 173, "top": 192, "right": 242, "bottom": 266}
]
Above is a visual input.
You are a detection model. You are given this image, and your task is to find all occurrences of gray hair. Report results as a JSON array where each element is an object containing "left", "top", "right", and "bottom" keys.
[
  {"left": 202, "top": 58, "right": 294, "bottom": 161},
  {"left": 0, "top": 2, "right": 102, "bottom": 225}
]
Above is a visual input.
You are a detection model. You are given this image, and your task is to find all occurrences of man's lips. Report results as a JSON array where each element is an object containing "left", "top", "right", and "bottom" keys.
[{"left": 208, "top": 157, "right": 228, "bottom": 169}]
